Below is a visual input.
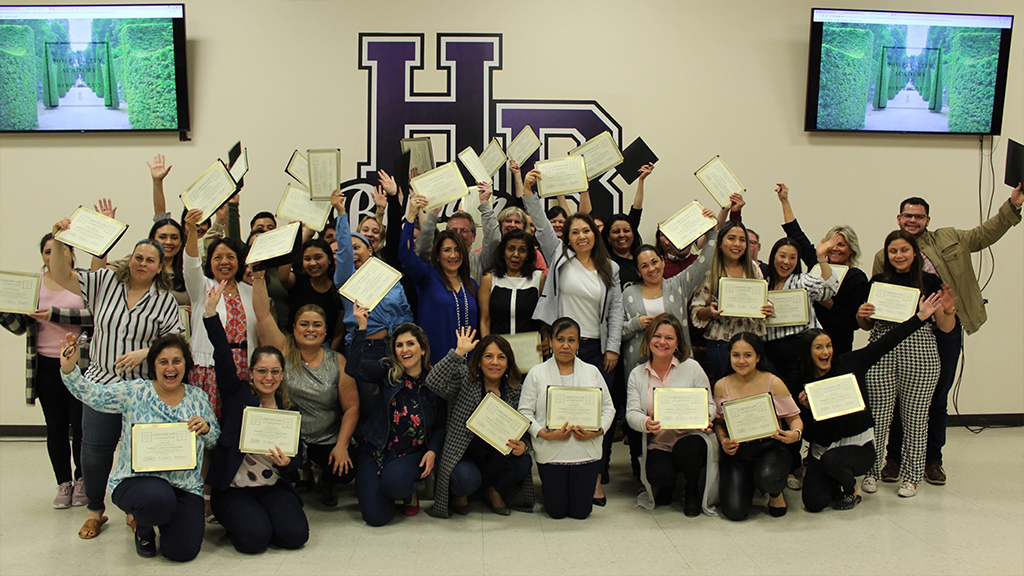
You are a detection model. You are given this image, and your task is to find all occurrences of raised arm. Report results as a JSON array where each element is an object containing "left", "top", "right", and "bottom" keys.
[
  {"left": 250, "top": 272, "right": 288, "bottom": 352},
  {"left": 776, "top": 183, "right": 818, "bottom": 269},
  {"left": 148, "top": 154, "right": 172, "bottom": 217},
  {"left": 48, "top": 219, "right": 81, "bottom": 296},
  {"left": 332, "top": 191, "right": 356, "bottom": 286},
  {"left": 522, "top": 171, "right": 562, "bottom": 266},
  {"left": 476, "top": 182, "right": 500, "bottom": 274},
  {"left": 957, "top": 185, "right": 1023, "bottom": 252},
  {"left": 202, "top": 281, "right": 245, "bottom": 400}
]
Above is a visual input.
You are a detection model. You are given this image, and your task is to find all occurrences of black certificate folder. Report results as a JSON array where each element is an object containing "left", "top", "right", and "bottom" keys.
[
  {"left": 1006, "top": 139, "right": 1023, "bottom": 189},
  {"left": 616, "top": 137, "right": 659, "bottom": 185}
]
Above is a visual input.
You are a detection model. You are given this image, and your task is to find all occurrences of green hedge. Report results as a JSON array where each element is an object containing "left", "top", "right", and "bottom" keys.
[
  {"left": 119, "top": 24, "right": 175, "bottom": 128},
  {"left": 0, "top": 25, "right": 38, "bottom": 130},
  {"left": 947, "top": 32, "right": 1000, "bottom": 132},
  {"left": 817, "top": 27, "right": 873, "bottom": 130}
]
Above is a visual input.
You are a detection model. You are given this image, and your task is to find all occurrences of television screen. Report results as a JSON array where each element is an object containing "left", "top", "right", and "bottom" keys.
[
  {"left": 805, "top": 9, "right": 1013, "bottom": 135},
  {"left": 0, "top": 4, "right": 189, "bottom": 133}
]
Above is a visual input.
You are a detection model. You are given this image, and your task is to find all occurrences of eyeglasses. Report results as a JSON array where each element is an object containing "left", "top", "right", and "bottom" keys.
[
  {"left": 900, "top": 213, "right": 928, "bottom": 220},
  {"left": 449, "top": 227, "right": 472, "bottom": 235},
  {"left": 252, "top": 368, "right": 283, "bottom": 377}
]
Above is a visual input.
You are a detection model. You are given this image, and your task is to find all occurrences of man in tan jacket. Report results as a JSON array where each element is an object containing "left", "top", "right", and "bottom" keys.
[{"left": 872, "top": 183, "right": 1022, "bottom": 486}]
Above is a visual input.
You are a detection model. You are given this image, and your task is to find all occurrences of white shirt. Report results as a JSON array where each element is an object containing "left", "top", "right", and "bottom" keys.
[{"left": 559, "top": 259, "right": 602, "bottom": 338}]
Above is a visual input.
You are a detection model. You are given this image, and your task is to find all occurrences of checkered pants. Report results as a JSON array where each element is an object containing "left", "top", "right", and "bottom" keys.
[{"left": 864, "top": 321, "right": 940, "bottom": 484}]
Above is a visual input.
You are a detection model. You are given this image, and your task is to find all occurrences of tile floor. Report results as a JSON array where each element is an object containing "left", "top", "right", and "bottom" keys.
[{"left": 0, "top": 427, "right": 1021, "bottom": 576}]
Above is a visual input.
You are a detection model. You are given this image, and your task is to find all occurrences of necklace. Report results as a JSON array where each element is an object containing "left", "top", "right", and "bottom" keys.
[
  {"left": 452, "top": 282, "right": 469, "bottom": 329},
  {"left": 302, "top": 347, "right": 324, "bottom": 367}
]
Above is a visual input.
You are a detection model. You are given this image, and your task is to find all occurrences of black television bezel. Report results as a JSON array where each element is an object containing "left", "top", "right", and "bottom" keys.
[
  {"left": 0, "top": 3, "right": 190, "bottom": 134},
  {"left": 804, "top": 7, "right": 1014, "bottom": 136}
]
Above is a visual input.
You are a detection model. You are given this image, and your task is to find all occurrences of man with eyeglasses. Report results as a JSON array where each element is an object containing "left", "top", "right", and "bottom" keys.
[
  {"left": 414, "top": 183, "right": 500, "bottom": 283},
  {"left": 871, "top": 183, "right": 1023, "bottom": 486}
]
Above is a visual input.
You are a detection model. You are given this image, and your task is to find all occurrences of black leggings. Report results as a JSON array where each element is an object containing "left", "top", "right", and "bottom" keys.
[
  {"left": 537, "top": 461, "right": 600, "bottom": 520},
  {"left": 305, "top": 442, "right": 356, "bottom": 486},
  {"left": 646, "top": 435, "right": 706, "bottom": 497},
  {"left": 36, "top": 356, "right": 83, "bottom": 485},
  {"left": 719, "top": 439, "right": 791, "bottom": 521},
  {"left": 802, "top": 442, "right": 875, "bottom": 513}
]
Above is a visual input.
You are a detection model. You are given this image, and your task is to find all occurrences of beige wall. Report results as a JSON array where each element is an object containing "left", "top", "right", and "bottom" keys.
[{"left": 2, "top": 0, "right": 1021, "bottom": 425}]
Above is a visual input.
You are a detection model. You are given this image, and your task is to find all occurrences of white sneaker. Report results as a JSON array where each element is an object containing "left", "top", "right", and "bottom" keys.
[
  {"left": 71, "top": 478, "right": 88, "bottom": 507},
  {"left": 897, "top": 481, "right": 917, "bottom": 498},
  {"left": 53, "top": 481, "right": 73, "bottom": 509},
  {"left": 862, "top": 477, "right": 878, "bottom": 494}
]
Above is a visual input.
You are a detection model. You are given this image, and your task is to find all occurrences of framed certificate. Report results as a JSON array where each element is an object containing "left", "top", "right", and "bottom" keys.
[
  {"left": 545, "top": 386, "right": 602, "bottom": 431},
  {"left": 131, "top": 422, "right": 197, "bottom": 473},
  {"left": 653, "top": 388, "right": 710, "bottom": 430},
  {"left": 179, "top": 306, "right": 191, "bottom": 343},
  {"left": 275, "top": 183, "right": 333, "bottom": 232},
  {"left": 307, "top": 148, "right": 341, "bottom": 200},
  {"left": 401, "top": 137, "right": 435, "bottom": 177},
  {"left": 568, "top": 131, "right": 624, "bottom": 181},
  {"left": 694, "top": 155, "right": 745, "bottom": 208},
  {"left": 457, "top": 146, "right": 491, "bottom": 184},
  {"left": 805, "top": 373, "right": 865, "bottom": 421},
  {"left": 246, "top": 222, "right": 300, "bottom": 265},
  {"left": 721, "top": 393, "right": 779, "bottom": 443},
  {"left": 766, "top": 289, "right": 810, "bottom": 327},
  {"left": 718, "top": 278, "right": 767, "bottom": 318},
  {"left": 285, "top": 150, "right": 310, "bottom": 189},
  {"left": 867, "top": 282, "right": 920, "bottom": 323},
  {"left": 479, "top": 138, "right": 507, "bottom": 177},
  {"left": 535, "top": 156, "right": 589, "bottom": 197},
  {"left": 465, "top": 393, "right": 531, "bottom": 455},
  {"left": 659, "top": 201, "right": 716, "bottom": 250},
  {"left": 180, "top": 160, "right": 238, "bottom": 219},
  {"left": 502, "top": 331, "right": 543, "bottom": 374},
  {"left": 810, "top": 263, "right": 848, "bottom": 289},
  {"left": 337, "top": 256, "right": 403, "bottom": 311},
  {"left": 0, "top": 271, "right": 41, "bottom": 314},
  {"left": 239, "top": 407, "right": 302, "bottom": 457},
  {"left": 229, "top": 147, "right": 248, "bottom": 183},
  {"left": 410, "top": 162, "right": 470, "bottom": 211},
  {"left": 54, "top": 206, "right": 130, "bottom": 258},
  {"left": 506, "top": 125, "right": 541, "bottom": 167}
]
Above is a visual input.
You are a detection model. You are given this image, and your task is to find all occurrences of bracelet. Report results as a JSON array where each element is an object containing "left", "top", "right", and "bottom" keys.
[{"left": 794, "top": 429, "right": 803, "bottom": 440}]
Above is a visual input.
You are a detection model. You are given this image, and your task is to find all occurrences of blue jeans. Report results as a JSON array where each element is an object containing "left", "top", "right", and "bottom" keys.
[
  {"left": 355, "top": 446, "right": 424, "bottom": 527},
  {"left": 81, "top": 405, "right": 122, "bottom": 512},
  {"left": 706, "top": 339, "right": 732, "bottom": 383}
]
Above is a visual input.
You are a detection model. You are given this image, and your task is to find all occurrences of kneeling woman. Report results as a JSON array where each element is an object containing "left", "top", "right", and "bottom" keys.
[
  {"left": 625, "top": 314, "right": 719, "bottom": 517},
  {"left": 713, "top": 333, "right": 802, "bottom": 520},
  {"left": 519, "top": 318, "right": 614, "bottom": 519},
  {"left": 346, "top": 304, "right": 444, "bottom": 526},
  {"left": 59, "top": 333, "right": 218, "bottom": 561},
  {"left": 204, "top": 282, "right": 308, "bottom": 552},
  {"left": 425, "top": 329, "right": 534, "bottom": 517}
]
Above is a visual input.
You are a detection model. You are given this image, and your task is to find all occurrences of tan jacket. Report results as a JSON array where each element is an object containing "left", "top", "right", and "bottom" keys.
[{"left": 872, "top": 198, "right": 1022, "bottom": 335}]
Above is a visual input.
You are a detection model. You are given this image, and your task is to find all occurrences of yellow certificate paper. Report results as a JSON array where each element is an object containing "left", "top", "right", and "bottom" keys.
[
  {"left": 805, "top": 373, "right": 865, "bottom": 421},
  {"left": 276, "top": 183, "right": 333, "bottom": 232},
  {"left": 867, "top": 282, "right": 920, "bottom": 322},
  {"left": 502, "top": 331, "right": 543, "bottom": 374},
  {"left": 411, "top": 162, "right": 470, "bottom": 211},
  {"left": 810, "top": 263, "right": 848, "bottom": 289},
  {"left": 239, "top": 407, "right": 302, "bottom": 457},
  {"left": 285, "top": 150, "right": 310, "bottom": 189},
  {"left": 568, "top": 131, "right": 623, "bottom": 181},
  {"left": 401, "top": 137, "right": 435, "bottom": 177},
  {"left": 722, "top": 393, "right": 779, "bottom": 443},
  {"left": 659, "top": 201, "right": 716, "bottom": 250},
  {"left": 131, "top": 422, "right": 197, "bottom": 473},
  {"left": 766, "top": 289, "right": 810, "bottom": 327},
  {"left": 718, "top": 278, "right": 767, "bottom": 318},
  {"left": 694, "top": 155, "right": 745, "bottom": 208},
  {"left": 0, "top": 271, "right": 41, "bottom": 314},
  {"left": 338, "top": 256, "right": 403, "bottom": 311},
  {"left": 54, "top": 206, "right": 130, "bottom": 258},
  {"left": 457, "top": 146, "right": 491, "bottom": 184},
  {"left": 179, "top": 306, "right": 191, "bottom": 343},
  {"left": 479, "top": 138, "right": 507, "bottom": 177},
  {"left": 229, "top": 147, "right": 248, "bottom": 183},
  {"left": 535, "top": 156, "right": 589, "bottom": 197},
  {"left": 307, "top": 148, "right": 341, "bottom": 200},
  {"left": 180, "top": 160, "right": 237, "bottom": 218},
  {"left": 465, "top": 393, "right": 531, "bottom": 455},
  {"left": 506, "top": 125, "right": 541, "bottom": 167},
  {"left": 653, "top": 388, "right": 710, "bottom": 430},
  {"left": 246, "top": 222, "right": 300, "bottom": 265},
  {"left": 546, "top": 386, "right": 602, "bottom": 431}
]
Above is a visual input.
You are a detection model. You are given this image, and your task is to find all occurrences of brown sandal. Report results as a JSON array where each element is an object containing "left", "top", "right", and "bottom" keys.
[{"left": 78, "top": 515, "right": 108, "bottom": 539}]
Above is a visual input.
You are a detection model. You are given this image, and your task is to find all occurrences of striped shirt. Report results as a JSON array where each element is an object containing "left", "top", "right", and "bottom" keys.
[
  {"left": 764, "top": 271, "right": 838, "bottom": 341},
  {"left": 78, "top": 268, "right": 184, "bottom": 384}
]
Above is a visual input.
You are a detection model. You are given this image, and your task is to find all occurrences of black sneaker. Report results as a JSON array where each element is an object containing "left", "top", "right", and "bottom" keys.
[
  {"left": 832, "top": 494, "right": 862, "bottom": 510},
  {"left": 320, "top": 478, "right": 338, "bottom": 507}
]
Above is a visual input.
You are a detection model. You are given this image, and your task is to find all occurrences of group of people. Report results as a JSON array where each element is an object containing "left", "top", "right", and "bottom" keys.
[{"left": 3, "top": 149, "right": 1021, "bottom": 561}]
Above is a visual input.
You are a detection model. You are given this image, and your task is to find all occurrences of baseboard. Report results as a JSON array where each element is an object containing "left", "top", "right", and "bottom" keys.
[{"left": 0, "top": 425, "right": 47, "bottom": 437}]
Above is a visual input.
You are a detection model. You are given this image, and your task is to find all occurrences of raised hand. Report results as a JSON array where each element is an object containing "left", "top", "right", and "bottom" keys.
[
  {"left": 352, "top": 302, "right": 370, "bottom": 330},
  {"left": 94, "top": 198, "right": 117, "bottom": 219},
  {"left": 523, "top": 169, "right": 541, "bottom": 191},
  {"left": 378, "top": 169, "right": 398, "bottom": 196},
  {"left": 184, "top": 208, "right": 204, "bottom": 231},
  {"left": 330, "top": 189, "right": 347, "bottom": 214},
  {"left": 372, "top": 186, "right": 387, "bottom": 210},
  {"left": 638, "top": 162, "right": 654, "bottom": 181},
  {"left": 508, "top": 159, "right": 520, "bottom": 174},
  {"left": 917, "top": 292, "right": 942, "bottom": 321},
  {"left": 729, "top": 193, "right": 745, "bottom": 211},
  {"left": 477, "top": 181, "right": 493, "bottom": 203},
  {"left": 816, "top": 233, "right": 842, "bottom": 259},
  {"left": 147, "top": 154, "right": 172, "bottom": 181},
  {"left": 775, "top": 182, "right": 789, "bottom": 202},
  {"left": 205, "top": 279, "right": 227, "bottom": 318},
  {"left": 939, "top": 283, "right": 958, "bottom": 315},
  {"left": 454, "top": 326, "right": 478, "bottom": 356}
]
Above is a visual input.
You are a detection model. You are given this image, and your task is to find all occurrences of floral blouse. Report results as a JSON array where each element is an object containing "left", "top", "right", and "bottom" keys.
[{"left": 371, "top": 374, "right": 427, "bottom": 472}]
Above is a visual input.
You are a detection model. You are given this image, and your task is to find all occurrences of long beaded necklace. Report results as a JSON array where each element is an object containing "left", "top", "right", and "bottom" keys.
[{"left": 451, "top": 281, "right": 469, "bottom": 329}]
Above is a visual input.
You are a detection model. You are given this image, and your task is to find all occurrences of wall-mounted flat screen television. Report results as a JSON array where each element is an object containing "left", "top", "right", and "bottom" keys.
[
  {"left": 0, "top": 4, "right": 189, "bottom": 133},
  {"left": 805, "top": 8, "right": 1013, "bottom": 135}
]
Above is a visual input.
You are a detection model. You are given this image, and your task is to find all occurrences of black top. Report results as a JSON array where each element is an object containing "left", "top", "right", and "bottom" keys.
[
  {"left": 286, "top": 272, "right": 342, "bottom": 344},
  {"left": 607, "top": 206, "right": 643, "bottom": 290}
]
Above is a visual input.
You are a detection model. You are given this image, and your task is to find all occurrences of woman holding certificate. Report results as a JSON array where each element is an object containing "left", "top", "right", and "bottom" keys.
[
  {"left": 478, "top": 229, "right": 545, "bottom": 337},
  {"left": 251, "top": 272, "right": 359, "bottom": 508},
  {"left": 424, "top": 329, "right": 534, "bottom": 518},
  {"left": 713, "top": 333, "right": 803, "bottom": 520},
  {"left": 625, "top": 314, "right": 719, "bottom": 517},
  {"left": 857, "top": 231, "right": 955, "bottom": 498},
  {"left": 49, "top": 219, "right": 184, "bottom": 540},
  {"left": 346, "top": 305, "right": 445, "bottom": 526},
  {"left": 519, "top": 318, "right": 615, "bottom": 519},
  {"left": 521, "top": 169, "right": 622, "bottom": 503},
  {"left": 59, "top": 333, "right": 218, "bottom": 561},
  {"left": 203, "top": 282, "right": 309, "bottom": 553},
  {"left": 690, "top": 221, "right": 773, "bottom": 382}
]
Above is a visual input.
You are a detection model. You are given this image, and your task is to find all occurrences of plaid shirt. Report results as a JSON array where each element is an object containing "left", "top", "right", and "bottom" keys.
[{"left": 0, "top": 307, "right": 92, "bottom": 405}]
